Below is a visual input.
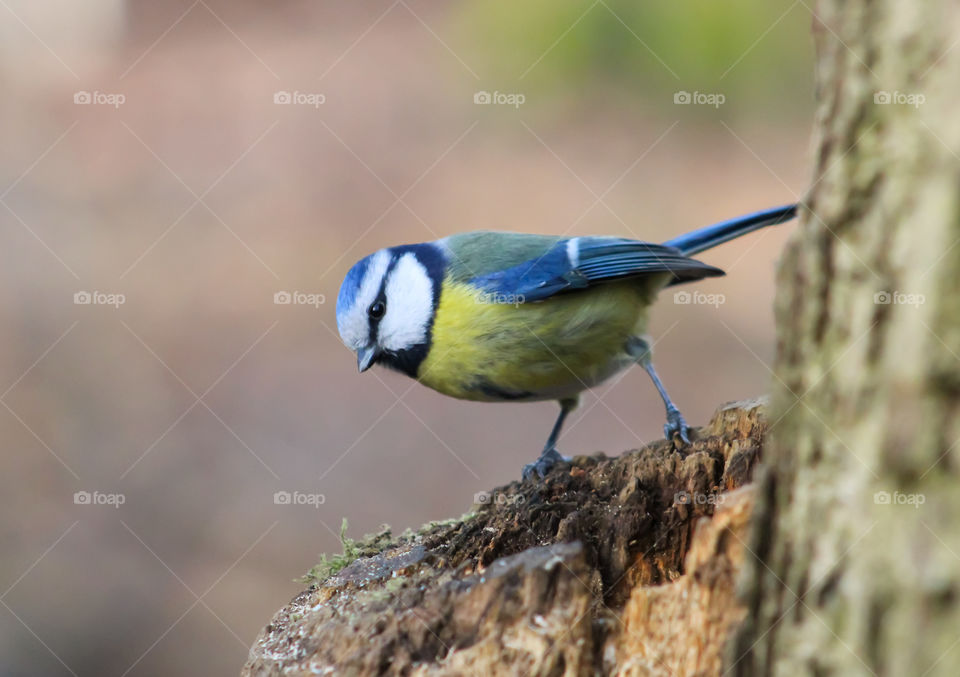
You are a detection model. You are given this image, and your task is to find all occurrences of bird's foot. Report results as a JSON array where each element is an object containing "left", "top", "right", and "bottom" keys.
[
  {"left": 521, "top": 448, "right": 570, "bottom": 481},
  {"left": 664, "top": 406, "right": 691, "bottom": 446}
]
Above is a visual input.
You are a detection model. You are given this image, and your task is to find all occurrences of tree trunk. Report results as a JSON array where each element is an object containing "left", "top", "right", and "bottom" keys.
[{"left": 732, "top": 2, "right": 960, "bottom": 675}]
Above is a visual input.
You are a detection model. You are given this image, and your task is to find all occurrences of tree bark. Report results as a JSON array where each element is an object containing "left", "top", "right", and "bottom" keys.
[{"left": 732, "top": 2, "right": 960, "bottom": 675}]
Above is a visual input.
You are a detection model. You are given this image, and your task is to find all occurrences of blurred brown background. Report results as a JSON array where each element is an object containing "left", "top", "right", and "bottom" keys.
[{"left": 0, "top": 1, "right": 812, "bottom": 675}]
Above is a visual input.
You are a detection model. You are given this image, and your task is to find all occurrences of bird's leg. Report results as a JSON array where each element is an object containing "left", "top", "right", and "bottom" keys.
[
  {"left": 644, "top": 361, "right": 691, "bottom": 444},
  {"left": 627, "top": 337, "right": 691, "bottom": 445},
  {"left": 521, "top": 397, "right": 578, "bottom": 480}
]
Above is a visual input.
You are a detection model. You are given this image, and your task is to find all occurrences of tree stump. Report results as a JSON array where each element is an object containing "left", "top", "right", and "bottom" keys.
[{"left": 243, "top": 400, "right": 767, "bottom": 676}]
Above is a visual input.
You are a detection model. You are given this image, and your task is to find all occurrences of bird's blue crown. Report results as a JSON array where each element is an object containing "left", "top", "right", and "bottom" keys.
[{"left": 336, "top": 254, "right": 373, "bottom": 322}]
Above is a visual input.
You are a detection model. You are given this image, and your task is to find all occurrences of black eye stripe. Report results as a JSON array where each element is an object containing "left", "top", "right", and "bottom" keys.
[
  {"left": 367, "top": 291, "right": 386, "bottom": 341},
  {"left": 366, "top": 261, "right": 395, "bottom": 345}
]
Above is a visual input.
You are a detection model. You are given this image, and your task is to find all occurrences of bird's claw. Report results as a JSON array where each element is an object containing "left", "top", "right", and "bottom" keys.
[
  {"left": 521, "top": 448, "right": 570, "bottom": 481},
  {"left": 664, "top": 406, "right": 691, "bottom": 446}
]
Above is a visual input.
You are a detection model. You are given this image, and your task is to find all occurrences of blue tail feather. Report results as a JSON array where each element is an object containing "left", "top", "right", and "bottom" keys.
[{"left": 663, "top": 204, "right": 798, "bottom": 256}]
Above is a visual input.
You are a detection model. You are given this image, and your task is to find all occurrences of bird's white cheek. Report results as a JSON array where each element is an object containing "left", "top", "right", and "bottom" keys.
[{"left": 378, "top": 254, "right": 434, "bottom": 351}]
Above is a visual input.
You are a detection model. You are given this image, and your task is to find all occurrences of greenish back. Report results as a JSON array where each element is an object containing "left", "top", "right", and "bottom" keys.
[{"left": 440, "top": 231, "right": 564, "bottom": 282}]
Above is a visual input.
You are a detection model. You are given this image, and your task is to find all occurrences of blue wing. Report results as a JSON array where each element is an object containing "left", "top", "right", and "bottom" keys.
[{"left": 468, "top": 236, "right": 723, "bottom": 303}]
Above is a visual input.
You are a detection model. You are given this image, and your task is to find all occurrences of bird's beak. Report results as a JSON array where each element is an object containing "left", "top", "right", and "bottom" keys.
[{"left": 357, "top": 345, "right": 379, "bottom": 373}]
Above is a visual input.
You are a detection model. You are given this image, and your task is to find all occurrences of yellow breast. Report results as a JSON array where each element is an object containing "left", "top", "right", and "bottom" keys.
[{"left": 417, "top": 278, "right": 664, "bottom": 401}]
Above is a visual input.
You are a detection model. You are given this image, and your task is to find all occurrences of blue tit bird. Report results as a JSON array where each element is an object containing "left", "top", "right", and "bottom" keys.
[{"left": 336, "top": 204, "right": 797, "bottom": 480}]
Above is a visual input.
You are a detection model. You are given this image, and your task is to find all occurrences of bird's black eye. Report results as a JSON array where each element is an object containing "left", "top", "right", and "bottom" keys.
[{"left": 369, "top": 301, "right": 386, "bottom": 319}]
